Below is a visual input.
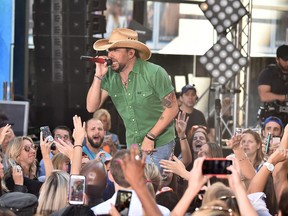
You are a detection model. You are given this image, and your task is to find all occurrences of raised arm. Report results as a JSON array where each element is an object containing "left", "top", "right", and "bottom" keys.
[
  {"left": 70, "top": 115, "right": 86, "bottom": 175},
  {"left": 175, "top": 111, "right": 192, "bottom": 166},
  {"left": 86, "top": 61, "right": 109, "bottom": 112},
  {"left": 226, "top": 134, "right": 256, "bottom": 182},
  {"left": 171, "top": 157, "right": 210, "bottom": 216},
  {"left": 247, "top": 148, "right": 288, "bottom": 194},
  {"left": 39, "top": 132, "right": 53, "bottom": 178},
  {"left": 141, "top": 91, "right": 179, "bottom": 152},
  {"left": 119, "top": 145, "right": 162, "bottom": 216},
  {"left": 225, "top": 162, "right": 257, "bottom": 216},
  {"left": 273, "top": 124, "right": 288, "bottom": 202}
]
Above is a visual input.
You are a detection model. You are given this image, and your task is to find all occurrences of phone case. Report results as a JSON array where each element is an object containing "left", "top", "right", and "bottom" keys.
[
  {"left": 40, "top": 126, "right": 54, "bottom": 142},
  {"left": 68, "top": 175, "right": 86, "bottom": 205},
  {"left": 202, "top": 158, "right": 232, "bottom": 175},
  {"left": 115, "top": 190, "right": 132, "bottom": 216}
]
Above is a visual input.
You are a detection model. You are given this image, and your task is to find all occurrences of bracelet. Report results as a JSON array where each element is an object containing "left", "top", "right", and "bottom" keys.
[
  {"left": 179, "top": 136, "right": 187, "bottom": 141},
  {"left": 147, "top": 131, "right": 156, "bottom": 139},
  {"left": 238, "top": 154, "right": 248, "bottom": 162},
  {"left": 94, "top": 75, "right": 103, "bottom": 81},
  {"left": 145, "top": 134, "right": 155, "bottom": 141},
  {"left": 73, "top": 145, "right": 82, "bottom": 149},
  {"left": 285, "top": 94, "right": 288, "bottom": 101}
]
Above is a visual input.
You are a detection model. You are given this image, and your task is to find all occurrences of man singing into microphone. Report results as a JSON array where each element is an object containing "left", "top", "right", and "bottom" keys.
[{"left": 86, "top": 28, "right": 179, "bottom": 171}]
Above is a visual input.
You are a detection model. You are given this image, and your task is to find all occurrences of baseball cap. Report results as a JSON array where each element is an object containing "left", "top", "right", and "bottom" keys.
[
  {"left": 262, "top": 116, "right": 284, "bottom": 130},
  {"left": 276, "top": 45, "right": 288, "bottom": 61},
  {"left": 181, "top": 84, "right": 196, "bottom": 95}
]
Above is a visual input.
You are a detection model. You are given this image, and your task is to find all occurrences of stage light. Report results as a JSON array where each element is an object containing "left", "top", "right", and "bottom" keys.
[
  {"left": 199, "top": 0, "right": 248, "bottom": 34},
  {"left": 199, "top": 36, "right": 248, "bottom": 85}
]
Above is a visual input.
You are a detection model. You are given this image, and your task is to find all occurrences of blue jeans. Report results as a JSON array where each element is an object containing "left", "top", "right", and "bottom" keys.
[{"left": 145, "top": 140, "right": 175, "bottom": 173}]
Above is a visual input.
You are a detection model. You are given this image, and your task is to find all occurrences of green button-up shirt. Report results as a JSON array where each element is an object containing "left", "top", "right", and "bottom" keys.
[{"left": 101, "top": 59, "right": 175, "bottom": 148}]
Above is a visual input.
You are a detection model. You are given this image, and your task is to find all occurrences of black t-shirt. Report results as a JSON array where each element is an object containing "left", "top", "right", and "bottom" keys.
[
  {"left": 257, "top": 64, "right": 288, "bottom": 125},
  {"left": 258, "top": 64, "right": 288, "bottom": 94},
  {"left": 181, "top": 108, "right": 207, "bottom": 136}
]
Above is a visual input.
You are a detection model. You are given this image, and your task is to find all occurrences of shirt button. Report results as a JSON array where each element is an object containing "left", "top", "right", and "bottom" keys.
[
  {"left": 129, "top": 106, "right": 132, "bottom": 109},
  {"left": 143, "top": 94, "right": 145, "bottom": 96},
  {"left": 128, "top": 93, "right": 131, "bottom": 96},
  {"left": 135, "top": 131, "right": 138, "bottom": 133},
  {"left": 132, "top": 119, "right": 135, "bottom": 121}
]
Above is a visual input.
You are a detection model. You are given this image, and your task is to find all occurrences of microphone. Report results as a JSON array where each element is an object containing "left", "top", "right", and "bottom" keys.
[{"left": 80, "top": 56, "right": 113, "bottom": 66}]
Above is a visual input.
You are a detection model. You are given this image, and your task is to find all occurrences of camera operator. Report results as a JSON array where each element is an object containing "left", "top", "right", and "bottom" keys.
[{"left": 257, "top": 44, "right": 288, "bottom": 125}]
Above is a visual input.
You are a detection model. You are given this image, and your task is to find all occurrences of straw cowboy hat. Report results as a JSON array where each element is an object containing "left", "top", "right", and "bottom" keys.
[{"left": 93, "top": 28, "right": 151, "bottom": 61}]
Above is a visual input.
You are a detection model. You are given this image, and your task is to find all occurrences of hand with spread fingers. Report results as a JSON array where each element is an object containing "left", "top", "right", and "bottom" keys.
[
  {"left": 72, "top": 115, "right": 86, "bottom": 145},
  {"left": 159, "top": 155, "right": 189, "bottom": 180},
  {"left": 175, "top": 111, "right": 189, "bottom": 138},
  {"left": 118, "top": 144, "right": 146, "bottom": 186}
]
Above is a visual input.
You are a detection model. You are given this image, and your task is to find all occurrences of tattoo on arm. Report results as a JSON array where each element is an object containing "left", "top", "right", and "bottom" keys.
[{"left": 161, "top": 92, "right": 175, "bottom": 108}]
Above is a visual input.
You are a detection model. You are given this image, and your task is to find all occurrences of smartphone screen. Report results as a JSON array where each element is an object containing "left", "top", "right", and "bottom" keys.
[
  {"left": 202, "top": 158, "right": 232, "bottom": 175},
  {"left": 115, "top": 190, "right": 132, "bottom": 216},
  {"left": 40, "top": 126, "right": 54, "bottom": 142},
  {"left": 68, "top": 175, "right": 86, "bottom": 205}
]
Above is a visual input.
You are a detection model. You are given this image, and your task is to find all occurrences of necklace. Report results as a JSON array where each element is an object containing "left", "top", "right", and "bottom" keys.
[{"left": 121, "top": 77, "right": 129, "bottom": 87}]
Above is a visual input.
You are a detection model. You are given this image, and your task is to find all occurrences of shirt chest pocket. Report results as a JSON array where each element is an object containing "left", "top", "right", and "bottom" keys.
[
  {"left": 110, "top": 93, "right": 126, "bottom": 105},
  {"left": 134, "top": 90, "right": 155, "bottom": 105}
]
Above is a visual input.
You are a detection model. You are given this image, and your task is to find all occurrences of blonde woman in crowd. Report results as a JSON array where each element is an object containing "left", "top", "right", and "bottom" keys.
[
  {"left": 52, "top": 153, "right": 70, "bottom": 173},
  {"left": 36, "top": 170, "right": 69, "bottom": 215}
]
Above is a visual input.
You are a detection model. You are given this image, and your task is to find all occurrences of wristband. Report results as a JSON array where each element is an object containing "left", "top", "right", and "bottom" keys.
[
  {"left": 73, "top": 145, "right": 82, "bottom": 149},
  {"left": 94, "top": 75, "right": 103, "bottom": 81},
  {"left": 179, "top": 136, "right": 187, "bottom": 141},
  {"left": 147, "top": 131, "right": 156, "bottom": 139},
  {"left": 145, "top": 134, "right": 155, "bottom": 141},
  {"left": 285, "top": 94, "right": 288, "bottom": 101}
]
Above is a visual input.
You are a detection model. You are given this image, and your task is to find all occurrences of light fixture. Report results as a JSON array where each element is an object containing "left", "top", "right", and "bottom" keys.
[
  {"left": 199, "top": 36, "right": 248, "bottom": 85},
  {"left": 199, "top": 0, "right": 248, "bottom": 34}
]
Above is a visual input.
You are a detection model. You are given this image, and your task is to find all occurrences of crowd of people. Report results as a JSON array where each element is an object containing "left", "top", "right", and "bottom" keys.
[{"left": 0, "top": 28, "right": 287, "bottom": 216}]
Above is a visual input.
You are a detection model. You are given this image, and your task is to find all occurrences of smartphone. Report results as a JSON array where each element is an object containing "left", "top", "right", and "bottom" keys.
[
  {"left": 68, "top": 175, "right": 86, "bottom": 205},
  {"left": 8, "top": 158, "right": 22, "bottom": 172},
  {"left": 265, "top": 132, "right": 272, "bottom": 154},
  {"left": 202, "top": 158, "right": 232, "bottom": 175},
  {"left": 234, "top": 128, "right": 242, "bottom": 135},
  {"left": 115, "top": 190, "right": 132, "bottom": 216},
  {"left": 40, "top": 126, "right": 54, "bottom": 142}
]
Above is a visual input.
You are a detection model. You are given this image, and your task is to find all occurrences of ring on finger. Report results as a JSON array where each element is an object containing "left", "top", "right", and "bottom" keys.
[{"left": 135, "top": 155, "right": 140, "bottom": 161}]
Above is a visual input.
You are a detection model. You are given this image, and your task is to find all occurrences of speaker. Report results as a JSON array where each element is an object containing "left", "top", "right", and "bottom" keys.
[
  {"left": 67, "top": 83, "right": 90, "bottom": 109},
  {"left": 34, "top": 82, "right": 67, "bottom": 106}
]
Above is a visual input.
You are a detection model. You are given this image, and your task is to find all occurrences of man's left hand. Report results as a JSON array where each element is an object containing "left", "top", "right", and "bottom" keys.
[{"left": 141, "top": 137, "right": 155, "bottom": 153}]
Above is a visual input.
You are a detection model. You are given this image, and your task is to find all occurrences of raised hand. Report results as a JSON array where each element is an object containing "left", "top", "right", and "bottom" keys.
[
  {"left": 72, "top": 115, "right": 86, "bottom": 144},
  {"left": 175, "top": 111, "right": 189, "bottom": 138}
]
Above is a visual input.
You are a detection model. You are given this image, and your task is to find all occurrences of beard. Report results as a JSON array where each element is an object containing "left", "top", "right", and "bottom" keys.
[
  {"left": 87, "top": 135, "right": 103, "bottom": 149},
  {"left": 114, "top": 63, "right": 126, "bottom": 73}
]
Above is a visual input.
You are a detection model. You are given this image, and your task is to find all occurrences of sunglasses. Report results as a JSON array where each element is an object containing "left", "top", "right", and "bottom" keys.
[{"left": 23, "top": 145, "right": 37, "bottom": 152}]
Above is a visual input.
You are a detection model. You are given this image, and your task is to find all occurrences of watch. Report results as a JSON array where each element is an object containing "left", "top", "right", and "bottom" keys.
[{"left": 263, "top": 162, "right": 274, "bottom": 172}]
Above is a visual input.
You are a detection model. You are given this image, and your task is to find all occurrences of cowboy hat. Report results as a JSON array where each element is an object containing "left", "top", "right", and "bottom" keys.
[{"left": 93, "top": 28, "right": 151, "bottom": 61}]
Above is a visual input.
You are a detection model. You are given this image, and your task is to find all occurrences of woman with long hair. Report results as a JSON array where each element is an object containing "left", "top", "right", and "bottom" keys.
[{"left": 36, "top": 170, "right": 69, "bottom": 215}]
